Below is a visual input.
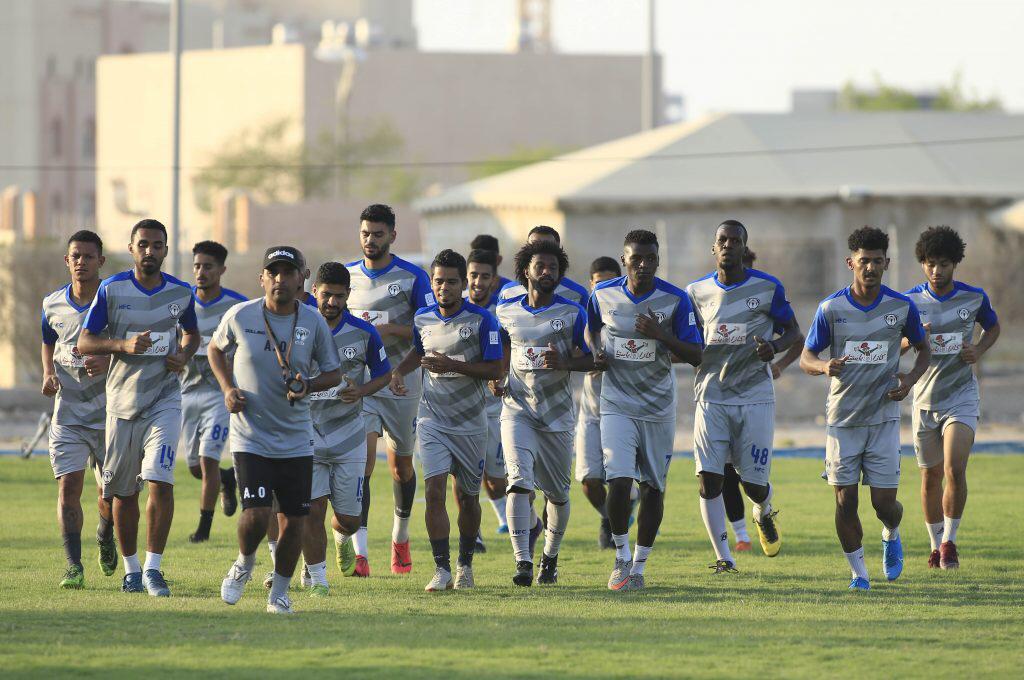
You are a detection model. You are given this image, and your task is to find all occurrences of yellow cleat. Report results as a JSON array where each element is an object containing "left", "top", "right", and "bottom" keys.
[{"left": 754, "top": 510, "right": 781, "bottom": 557}]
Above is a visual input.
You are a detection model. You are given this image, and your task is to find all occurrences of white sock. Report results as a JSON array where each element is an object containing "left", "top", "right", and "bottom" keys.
[
  {"left": 882, "top": 524, "right": 901, "bottom": 542},
  {"left": 752, "top": 483, "right": 773, "bottom": 519},
  {"left": 542, "top": 500, "right": 570, "bottom": 558},
  {"left": 353, "top": 527, "right": 368, "bottom": 557},
  {"left": 308, "top": 561, "right": 328, "bottom": 586},
  {"left": 237, "top": 552, "right": 256, "bottom": 572},
  {"left": 507, "top": 492, "right": 532, "bottom": 563},
  {"left": 927, "top": 522, "right": 944, "bottom": 551},
  {"left": 267, "top": 540, "right": 278, "bottom": 565},
  {"left": 699, "top": 495, "right": 733, "bottom": 564},
  {"left": 143, "top": 551, "right": 162, "bottom": 572},
  {"left": 943, "top": 516, "right": 961, "bottom": 543},
  {"left": 630, "top": 544, "right": 652, "bottom": 575},
  {"left": 269, "top": 572, "right": 290, "bottom": 602},
  {"left": 490, "top": 497, "right": 508, "bottom": 526},
  {"left": 612, "top": 532, "right": 631, "bottom": 562},
  {"left": 392, "top": 514, "right": 410, "bottom": 544},
  {"left": 844, "top": 547, "right": 869, "bottom": 580},
  {"left": 731, "top": 519, "right": 750, "bottom": 543},
  {"left": 123, "top": 553, "right": 141, "bottom": 574}
]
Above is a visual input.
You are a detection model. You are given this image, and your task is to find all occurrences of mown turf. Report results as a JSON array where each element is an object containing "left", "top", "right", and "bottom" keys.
[{"left": 1, "top": 455, "right": 1022, "bottom": 678}]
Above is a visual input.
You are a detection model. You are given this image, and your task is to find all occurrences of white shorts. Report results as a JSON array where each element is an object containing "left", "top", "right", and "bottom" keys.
[
  {"left": 311, "top": 457, "right": 365, "bottom": 517},
  {"left": 484, "top": 414, "right": 506, "bottom": 479},
  {"left": 912, "top": 400, "right": 979, "bottom": 469},
  {"left": 181, "top": 389, "right": 230, "bottom": 466},
  {"left": 103, "top": 406, "right": 180, "bottom": 498},
  {"left": 49, "top": 423, "right": 104, "bottom": 482},
  {"left": 502, "top": 418, "right": 574, "bottom": 503},
  {"left": 574, "top": 416, "right": 604, "bottom": 482},
  {"left": 601, "top": 413, "right": 674, "bottom": 492},
  {"left": 363, "top": 395, "right": 417, "bottom": 456},
  {"left": 824, "top": 420, "right": 901, "bottom": 489},
  {"left": 693, "top": 401, "right": 774, "bottom": 486},
  {"left": 418, "top": 421, "right": 484, "bottom": 494}
]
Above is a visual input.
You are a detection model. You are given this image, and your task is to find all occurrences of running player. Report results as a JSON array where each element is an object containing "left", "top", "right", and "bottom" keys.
[
  {"left": 470, "top": 234, "right": 514, "bottom": 297},
  {"left": 214, "top": 246, "right": 341, "bottom": 614},
  {"left": 904, "top": 226, "right": 999, "bottom": 569},
  {"left": 390, "top": 249, "right": 503, "bottom": 591},
  {"left": 575, "top": 256, "right": 622, "bottom": 550},
  {"left": 181, "top": 241, "right": 247, "bottom": 543},
  {"left": 78, "top": 219, "right": 200, "bottom": 597},
  {"left": 686, "top": 220, "right": 802, "bottom": 571},
  {"left": 801, "top": 226, "right": 930, "bottom": 590},
  {"left": 41, "top": 230, "right": 117, "bottom": 589},
  {"left": 588, "top": 229, "right": 702, "bottom": 591},
  {"left": 496, "top": 240, "right": 592, "bottom": 586},
  {"left": 346, "top": 204, "right": 434, "bottom": 575},
  {"left": 497, "top": 226, "right": 588, "bottom": 305},
  {"left": 302, "top": 262, "right": 392, "bottom": 595}
]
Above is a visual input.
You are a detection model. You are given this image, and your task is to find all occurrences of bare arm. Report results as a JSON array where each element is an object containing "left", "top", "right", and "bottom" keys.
[
  {"left": 771, "top": 330, "right": 805, "bottom": 378},
  {"left": 421, "top": 353, "right": 503, "bottom": 381},
  {"left": 339, "top": 371, "right": 394, "bottom": 403},
  {"left": 888, "top": 338, "right": 931, "bottom": 401},
  {"left": 41, "top": 344, "right": 59, "bottom": 397},
  {"left": 800, "top": 347, "right": 848, "bottom": 377},
  {"left": 165, "top": 327, "right": 201, "bottom": 373},
  {"left": 305, "top": 368, "right": 341, "bottom": 394},
  {"left": 961, "top": 322, "right": 1000, "bottom": 365},
  {"left": 208, "top": 340, "right": 246, "bottom": 413},
  {"left": 375, "top": 323, "right": 413, "bottom": 341},
  {"left": 489, "top": 337, "right": 513, "bottom": 397}
]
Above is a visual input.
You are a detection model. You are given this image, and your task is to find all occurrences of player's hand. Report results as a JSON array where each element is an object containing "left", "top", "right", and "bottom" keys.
[
  {"left": 488, "top": 377, "right": 505, "bottom": 397},
  {"left": 339, "top": 375, "right": 364, "bottom": 403},
  {"left": 225, "top": 387, "right": 247, "bottom": 413},
  {"left": 389, "top": 371, "right": 408, "bottom": 396},
  {"left": 83, "top": 354, "right": 110, "bottom": 377},
  {"left": 960, "top": 342, "right": 980, "bottom": 365},
  {"left": 421, "top": 351, "right": 456, "bottom": 375},
  {"left": 771, "top": 362, "right": 783, "bottom": 379},
  {"left": 826, "top": 356, "right": 849, "bottom": 377},
  {"left": 164, "top": 351, "right": 188, "bottom": 373},
  {"left": 635, "top": 308, "right": 665, "bottom": 341},
  {"left": 375, "top": 323, "right": 398, "bottom": 337},
  {"left": 287, "top": 373, "right": 308, "bottom": 403},
  {"left": 542, "top": 342, "right": 566, "bottom": 370},
  {"left": 923, "top": 322, "right": 932, "bottom": 333},
  {"left": 121, "top": 330, "right": 153, "bottom": 355},
  {"left": 41, "top": 373, "right": 60, "bottom": 397},
  {"left": 592, "top": 350, "right": 609, "bottom": 371},
  {"left": 887, "top": 372, "right": 913, "bottom": 401},
  {"left": 753, "top": 335, "right": 776, "bottom": 362}
]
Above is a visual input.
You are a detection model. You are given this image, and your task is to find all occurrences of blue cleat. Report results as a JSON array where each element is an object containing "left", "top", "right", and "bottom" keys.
[
  {"left": 496, "top": 523, "right": 509, "bottom": 535},
  {"left": 882, "top": 537, "right": 904, "bottom": 581},
  {"left": 122, "top": 571, "right": 144, "bottom": 593},
  {"left": 848, "top": 576, "right": 870, "bottom": 591},
  {"left": 143, "top": 569, "right": 171, "bottom": 597}
]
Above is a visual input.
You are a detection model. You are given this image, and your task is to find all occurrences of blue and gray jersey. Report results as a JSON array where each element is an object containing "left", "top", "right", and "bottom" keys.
[
  {"left": 499, "top": 276, "right": 588, "bottom": 306},
  {"left": 466, "top": 290, "right": 503, "bottom": 418},
  {"left": 42, "top": 284, "right": 107, "bottom": 429},
  {"left": 181, "top": 287, "right": 247, "bottom": 395}
]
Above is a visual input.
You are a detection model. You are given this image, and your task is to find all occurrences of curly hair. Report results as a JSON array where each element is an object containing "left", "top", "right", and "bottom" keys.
[
  {"left": 914, "top": 225, "right": 965, "bottom": 264},
  {"left": 624, "top": 229, "right": 658, "bottom": 248},
  {"left": 360, "top": 203, "right": 396, "bottom": 228},
  {"left": 848, "top": 226, "right": 889, "bottom": 253},
  {"left": 315, "top": 261, "right": 350, "bottom": 287},
  {"left": 513, "top": 240, "right": 569, "bottom": 287},
  {"left": 431, "top": 249, "right": 467, "bottom": 280}
]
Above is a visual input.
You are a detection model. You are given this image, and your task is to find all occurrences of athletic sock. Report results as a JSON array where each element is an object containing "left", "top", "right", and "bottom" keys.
[
  {"left": 630, "top": 544, "right": 652, "bottom": 575},
  {"left": 457, "top": 534, "right": 475, "bottom": 567},
  {"left": 360, "top": 476, "right": 371, "bottom": 529},
  {"left": 269, "top": 572, "right": 290, "bottom": 602},
  {"left": 612, "top": 533, "right": 631, "bottom": 562},
  {"left": 308, "top": 561, "right": 328, "bottom": 586},
  {"left": 844, "top": 547, "right": 869, "bottom": 580},
  {"left": 195, "top": 509, "right": 214, "bottom": 538},
  {"left": 927, "top": 521, "right": 944, "bottom": 550},
  {"left": 267, "top": 540, "right": 278, "bottom": 566},
  {"left": 943, "top": 516, "right": 961, "bottom": 543},
  {"left": 731, "top": 519, "right": 750, "bottom": 543},
  {"left": 752, "top": 483, "right": 773, "bottom": 520},
  {"left": 506, "top": 492, "right": 532, "bottom": 563},
  {"left": 123, "top": 553, "right": 141, "bottom": 574},
  {"left": 143, "top": 551, "right": 162, "bottom": 572},
  {"left": 237, "top": 552, "right": 256, "bottom": 572},
  {"left": 62, "top": 531, "right": 82, "bottom": 567},
  {"left": 490, "top": 496, "right": 508, "bottom": 526},
  {"left": 542, "top": 500, "right": 570, "bottom": 558},
  {"left": 96, "top": 515, "right": 113, "bottom": 543},
  {"left": 392, "top": 514, "right": 410, "bottom": 544},
  {"left": 699, "top": 494, "right": 734, "bottom": 564},
  {"left": 353, "top": 527, "right": 368, "bottom": 558},
  {"left": 882, "top": 524, "right": 901, "bottom": 542},
  {"left": 430, "top": 538, "right": 451, "bottom": 572}
]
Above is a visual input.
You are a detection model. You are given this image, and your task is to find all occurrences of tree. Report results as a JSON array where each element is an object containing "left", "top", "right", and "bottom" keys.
[
  {"left": 839, "top": 72, "right": 1002, "bottom": 112},
  {"left": 467, "top": 144, "right": 574, "bottom": 180}
]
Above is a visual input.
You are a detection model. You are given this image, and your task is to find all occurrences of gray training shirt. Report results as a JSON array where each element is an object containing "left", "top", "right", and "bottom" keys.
[{"left": 42, "top": 284, "right": 107, "bottom": 429}]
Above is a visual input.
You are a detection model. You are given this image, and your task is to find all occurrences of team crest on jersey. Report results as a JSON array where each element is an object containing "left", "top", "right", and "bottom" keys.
[
  {"left": 387, "top": 283, "right": 402, "bottom": 297},
  {"left": 458, "top": 325, "right": 473, "bottom": 340},
  {"left": 746, "top": 297, "right": 760, "bottom": 310},
  {"left": 343, "top": 346, "right": 357, "bottom": 360},
  {"left": 167, "top": 303, "right": 181, "bottom": 318},
  {"left": 884, "top": 313, "right": 898, "bottom": 327},
  {"left": 551, "top": 318, "right": 565, "bottom": 332},
  {"left": 653, "top": 311, "right": 666, "bottom": 323},
  {"left": 958, "top": 308, "right": 970, "bottom": 321},
  {"left": 102, "top": 469, "right": 113, "bottom": 484},
  {"left": 294, "top": 327, "right": 309, "bottom": 345}
]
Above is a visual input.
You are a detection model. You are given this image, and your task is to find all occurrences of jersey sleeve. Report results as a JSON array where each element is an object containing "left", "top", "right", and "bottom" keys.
[
  {"left": 479, "top": 311, "right": 503, "bottom": 361},
  {"left": 411, "top": 270, "right": 435, "bottom": 310},
  {"left": 83, "top": 284, "right": 109, "bottom": 334},
  {"left": 586, "top": 292, "right": 603, "bottom": 336},
  {"left": 685, "top": 288, "right": 705, "bottom": 344},
  {"left": 572, "top": 305, "right": 591, "bottom": 355},
  {"left": 365, "top": 326, "right": 391, "bottom": 379},
  {"left": 41, "top": 308, "right": 58, "bottom": 345},
  {"left": 313, "top": 316, "right": 341, "bottom": 373},
  {"left": 769, "top": 280, "right": 796, "bottom": 324},
  {"left": 977, "top": 292, "right": 998, "bottom": 330},
  {"left": 211, "top": 310, "right": 237, "bottom": 353},
  {"left": 902, "top": 299, "right": 926, "bottom": 344},
  {"left": 178, "top": 293, "right": 198, "bottom": 332},
  {"left": 804, "top": 304, "right": 830, "bottom": 353},
  {"left": 412, "top": 321, "right": 425, "bottom": 356},
  {"left": 673, "top": 294, "right": 701, "bottom": 344}
]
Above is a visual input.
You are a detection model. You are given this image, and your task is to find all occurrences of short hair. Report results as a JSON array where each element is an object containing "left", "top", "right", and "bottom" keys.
[
  {"left": 848, "top": 226, "right": 889, "bottom": 253},
  {"left": 624, "top": 229, "right": 658, "bottom": 248},
  {"left": 915, "top": 225, "right": 965, "bottom": 264},
  {"left": 528, "top": 225, "right": 561, "bottom": 243},
  {"left": 192, "top": 240, "right": 228, "bottom": 266},
  {"left": 131, "top": 218, "right": 167, "bottom": 241},
  {"left": 742, "top": 248, "right": 757, "bottom": 267},
  {"left": 360, "top": 203, "right": 396, "bottom": 229},
  {"left": 316, "top": 261, "right": 351, "bottom": 287},
  {"left": 470, "top": 234, "right": 500, "bottom": 253},
  {"left": 590, "top": 256, "right": 621, "bottom": 277},
  {"left": 717, "top": 219, "right": 748, "bottom": 244},
  {"left": 467, "top": 248, "right": 498, "bottom": 273},
  {"left": 513, "top": 240, "right": 569, "bottom": 287},
  {"left": 431, "top": 249, "right": 467, "bottom": 280},
  {"left": 67, "top": 229, "right": 103, "bottom": 255}
]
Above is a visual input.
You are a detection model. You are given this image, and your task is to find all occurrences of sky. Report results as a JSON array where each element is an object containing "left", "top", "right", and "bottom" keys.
[{"left": 413, "top": 0, "right": 1024, "bottom": 118}]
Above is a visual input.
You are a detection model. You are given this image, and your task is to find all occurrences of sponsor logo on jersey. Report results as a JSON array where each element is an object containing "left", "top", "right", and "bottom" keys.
[
  {"left": 884, "top": 313, "right": 898, "bottom": 327},
  {"left": 117, "top": 304, "right": 132, "bottom": 310},
  {"left": 708, "top": 322, "right": 747, "bottom": 346},
  {"left": 843, "top": 340, "right": 888, "bottom": 364},
  {"left": 351, "top": 309, "right": 388, "bottom": 325},
  {"left": 930, "top": 332, "right": 963, "bottom": 355},
  {"left": 613, "top": 337, "right": 655, "bottom": 362},
  {"left": 388, "top": 283, "right": 402, "bottom": 297},
  {"left": 517, "top": 346, "right": 551, "bottom": 370}
]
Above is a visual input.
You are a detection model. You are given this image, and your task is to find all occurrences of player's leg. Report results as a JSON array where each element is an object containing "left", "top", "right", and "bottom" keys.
[
  {"left": 452, "top": 435, "right": 484, "bottom": 590},
  {"left": 263, "top": 498, "right": 280, "bottom": 587},
  {"left": 864, "top": 420, "right": 904, "bottom": 581},
  {"left": 834, "top": 484, "right": 869, "bottom": 588},
  {"left": 355, "top": 403, "right": 383, "bottom": 573},
  {"left": 502, "top": 418, "right": 538, "bottom": 586},
  {"left": 138, "top": 408, "right": 179, "bottom": 597},
  {"left": 939, "top": 420, "right": 975, "bottom": 569},
  {"left": 722, "top": 465, "right": 750, "bottom": 550},
  {"left": 483, "top": 414, "right": 508, "bottom": 534},
  {"left": 265, "top": 456, "right": 312, "bottom": 614},
  {"left": 694, "top": 403, "right": 735, "bottom": 570},
  {"left": 330, "top": 451, "right": 365, "bottom": 578},
  {"left": 534, "top": 430, "right": 573, "bottom": 585},
  {"left": 92, "top": 441, "right": 118, "bottom": 578},
  {"left": 826, "top": 425, "right": 870, "bottom": 589},
  {"left": 601, "top": 414, "right": 641, "bottom": 590},
  {"left": 103, "top": 415, "right": 145, "bottom": 592},
  {"left": 57, "top": 469, "right": 87, "bottom": 588},
  {"left": 737, "top": 403, "right": 779, "bottom": 556},
  {"left": 383, "top": 399, "right": 418, "bottom": 574},
  {"left": 190, "top": 395, "right": 229, "bottom": 542},
  {"left": 576, "top": 415, "right": 611, "bottom": 549},
  {"left": 914, "top": 408, "right": 945, "bottom": 567},
  {"left": 629, "top": 420, "right": 674, "bottom": 586},
  {"left": 302, "top": 460, "right": 331, "bottom": 594},
  {"left": 419, "top": 424, "right": 454, "bottom": 591}
]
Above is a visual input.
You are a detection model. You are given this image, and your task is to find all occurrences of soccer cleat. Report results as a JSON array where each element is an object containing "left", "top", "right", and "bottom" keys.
[
  {"left": 528, "top": 517, "right": 543, "bottom": 560},
  {"left": 97, "top": 536, "right": 118, "bottom": 577},
  {"left": 425, "top": 567, "right": 453, "bottom": 592},
  {"left": 336, "top": 536, "right": 356, "bottom": 576},
  {"left": 940, "top": 541, "right": 959, "bottom": 570},
  {"left": 512, "top": 560, "right": 534, "bottom": 587},
  {"left": 300, "top": 564, "right": 312, "bottom": 589},
  {"left": 391, "top": 541, "right": 412, "bottom": 574},
  {"left": 263, "top": 571, "right": 274, "bottom": 589},
  {"left": 754, "top": 510, "right": 781, "bottom": 557},
  {"left": 266, "top": 594, "right": 294, "bottom": 614},
  {"left": 537, "top": 554, "right": 558, "bottom": 585},
  {"left": 882, "top": 536, "right": 904, "bottom": 581},
  {"left": 608, "top": 558, "right": 632, "bottom": 590},
  {"left": 627, "top": 573, "right": 645, "bottom": 590},
  {"left": 474, "top": 531, "right": 487, "bottom": 554},
  {"left": 598, "top": 520, "right": 613, "bottom": 550},
  {"left": 709, "top": 559, "right": 738, "bottom": 574},
  {"left": 496, "top": 523, "right": 509, "bottom": 535},
  {"left": 220, "top": 470, "right": 238, "bottom": 517},
  {"left": 221, "top": 562, "right": 251, "bottom": 604},
  {"left": 188, "top": 531, "right": 209, "bottom": 544},
  {"left": 143, "top": 569, "right": 171, "bottom": 597},
  {"left": 928, "top": 549, "right": 941, "bottom": 569},
  {"left": 308, "top": 584, "right": 329, "bottom": 598},
  {"left": 122, "top": 571, "right": 144, "bottom": 593},
  {"left": 734, "top": 540, "right": 752, "bottom": 553},
  {"left": 454, "top": 564, "right": 475, "bottom": 589},
  {"left": 353, "top": 556, "right": 371, "bottom": 578},
  {"left": 60, "top": 564, "right": 85, "bottom": 589},
  {"left": 848, "top": 576, "right": 871, "bottom": 591}
]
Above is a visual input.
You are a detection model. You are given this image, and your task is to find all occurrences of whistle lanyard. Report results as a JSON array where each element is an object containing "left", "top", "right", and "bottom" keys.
[{"left": 262, "top": 300, "right": 299, "bottom": 387}]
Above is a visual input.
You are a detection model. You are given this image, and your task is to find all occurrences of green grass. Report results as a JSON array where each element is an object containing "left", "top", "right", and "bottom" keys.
[{"left": 1, "top": 455, "right": 1022, "bottom": 678}]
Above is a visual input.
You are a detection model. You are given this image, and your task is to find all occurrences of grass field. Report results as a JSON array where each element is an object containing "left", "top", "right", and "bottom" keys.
[{"left": 1, "top": 454, "right": 1023, "bottom": 678}]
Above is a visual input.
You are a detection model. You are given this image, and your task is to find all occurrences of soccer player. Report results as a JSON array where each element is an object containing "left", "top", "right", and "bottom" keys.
[
  {"left": 214, "top": 246, "right": 341, "bottom": 614},
  {"left": 78, "top": 219, "right": 200, "bottom": 597},
  {"left": 686, "top": 220, "right": 802, "bottom": 571},
  {"left": 346, "top": 204, "right": 434, "bottom": 575},
  {"left": 801, "top": 226, "right": 930, "bottom": 590},
  {"left": 390, "top": 249, "right": 503, "bottom": 591},
  {"left": 588, "top": 229, "right": 702, "bottom": 591},
  {"left": 41, "top": 230, "right": 116, "bottom": 588},
  {"left": 496, "top": 240, "right": 592, "bottom": 586},
  {"left": 497, "top": 226, "right": 589, "bottom": 305},
  {"left": 904, "top": 226, "right": 999, "bottom": 569},
  {"left": 470, "top": 234, "right": 514, "bottom": 297},
  {"left": 575, "top": 256, "right": 622, "bottom": 550},
  {"left": 302, "top": 262, "right": 392, "bottom": 595},
  {"left": 181, "top": 241, "right": 247, "bottom": 543}
]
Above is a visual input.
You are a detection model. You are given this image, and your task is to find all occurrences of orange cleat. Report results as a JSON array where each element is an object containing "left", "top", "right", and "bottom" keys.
[
  {"left": 353, "top": 555, "right": 371, "bottom": 578},
  {"left": 391, "top": 541, "right": 412, "bottom": 574},
  {"left": 735, "top": 540, "right": 752, "bottom": 552}
]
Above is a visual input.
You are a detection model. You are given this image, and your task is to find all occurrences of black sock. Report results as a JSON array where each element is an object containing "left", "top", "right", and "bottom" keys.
[
  {"left": 220, "top": 467, "right": 236, "bottom": 488},
  {"left": 63, "top": 531, "right": 82, "bottom": 567},
  {"left": 394, "top": 470, "right": 416, "bottom": 518},
  {"left": 430, "top": 538, "right": 451, "bottom": 572},
  {"left": 458, "top": 534, "right": 476, "bottom": 567},
  {"left": 196, "top": 509, "right": 214, "bottom": 537},
  {"left": 96, "top": 515, "right": 113, "bottom": 543},
  {"left": 360, "top": 478, "right": 371, "bottom": 529}
]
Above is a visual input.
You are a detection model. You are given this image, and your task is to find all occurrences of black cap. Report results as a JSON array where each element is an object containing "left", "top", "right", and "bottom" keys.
[{"left": 263, "top": 246, "right": 305, "bottom": 271}]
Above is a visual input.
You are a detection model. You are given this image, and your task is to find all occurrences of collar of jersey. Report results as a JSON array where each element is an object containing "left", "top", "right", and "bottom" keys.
[
  {"left": 331, "top": 311, "right": 357, "bottom": 335},
  {"left": 712, "top": 270, "right": 751, "bottom": 291},
  {"left": 620, "top": 278, "right": 657, "bottom": 305},
  {"left": 64, "top": 284, "right": 91, "bottom": 312},
  {"left": 432, "top": 301, "right": 465, "bottom": 321},
  {"left": 520, "top": 296, "right": 557, "bottom": 315},
  {"left": 192, "top": 286, "right": 225, "bottom": 308},
  {"left": 130, "top": 270, "right": 167, "bottom": 296},
  {"left": 925, "top": 282, "right": 961, "bottom": 302},
  {"left": 360, "top": 259, "right": 397, "bottom": 279},
  {"left": 843, "top": 286, "right": 885, "bottom": 312}
]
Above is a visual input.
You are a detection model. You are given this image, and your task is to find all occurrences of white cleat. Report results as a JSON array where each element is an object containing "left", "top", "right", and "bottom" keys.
[
  {"left": 266, "top": 594, "right": 294, "bottom": 614},
  {"left": 454, "top": 564, "right": 474, "bottom": 589},
  {"left": 425, "top": 567, "right": 453, "bottom": 592},
  {"left": 221, "top": 563, "right": 252, "bottom": 605}
]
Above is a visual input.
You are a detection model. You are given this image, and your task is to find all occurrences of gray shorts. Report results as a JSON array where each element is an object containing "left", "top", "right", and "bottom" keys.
[
  {"left": 693, "top": 401, "right": 774, "bottom": 486},
  {"left": 503, "top": 417, "right": 574, "bottom": 503},
  {"left": 102, "top": 406, "right": 180, "bottom": 498},
  {"left": 418, "top": 421, "right": 484, "bottom": 494},
  {"left": 912, "top": 400, "right": 979, "bottom": 469},
  {"left": 824, "top": 420, "right": 901, "bottom": 488},
  {"left": 363, "top": 394, "right": 417, "bottom": 456},
  {"left": 311, "top": 457, "right": 364, "bottom": 517},
  {"left": 484, "top": 414, "right": 506, "bottom": 479},
  {"left": 181, "top": 389, "right": 229, "bottom": 466},
  {"left": 49, "top": 423, "right": 104, "bottom": 481},
  {"left": 601, "top": 413, "right": 674, "bottom": 492},
  {"left": 574, "top": 415, "right": 604, "bottom": 482}
]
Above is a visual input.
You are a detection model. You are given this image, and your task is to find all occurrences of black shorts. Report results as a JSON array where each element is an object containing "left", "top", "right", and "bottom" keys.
[{"left": 235, "top": 452, "right": 313, "bottom": 516}]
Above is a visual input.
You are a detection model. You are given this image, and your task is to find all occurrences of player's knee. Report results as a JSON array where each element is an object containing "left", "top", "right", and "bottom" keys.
[
  {"left": 484, "top": 477, "right": 506, "bottom": 498},
  {"left": 455, "top": 488, "right": 480, "bottom": 508},
  {"left": 423, "top": 479, "right": 446, "bottom": 505},
  {"left": 698, "top": 473, "right": 723, "bottom": 499},
  {"left": 335, "top": 513, "right": 359, "bottom": 535},
  {"left": 508, "top": 485, "right": 531, "bottom": 496},
  {"left": 741, "top": 481, "right": 769, "bottom": 503},
  {"left": 581, "top": 478, "right": 603, "bottom": 494}
]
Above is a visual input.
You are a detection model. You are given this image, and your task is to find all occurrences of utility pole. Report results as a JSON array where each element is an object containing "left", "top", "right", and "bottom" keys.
[
  {"left": 641, "top": 0, "right": 657, "bottom": 130},
  {"left": 169, "top": 0, "right": 183, "bottom": 277}
]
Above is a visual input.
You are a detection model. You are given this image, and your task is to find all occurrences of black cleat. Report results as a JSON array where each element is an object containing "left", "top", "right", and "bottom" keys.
[
  {"left": 188, "top": 532, "right": 209, "bottom": 544},
  {"left": 537, "top": 554, "right": 558, "bottom": 585},
  {"left": 598, "top": 519, "right": 613, "bottom": 550},
  {"left": 512, "top": 560, "right": 533, "bottom": 587},
  {"left": 474, "top": 531, "right": 487, "bottom": 554},
  {"left": 709, "top": 559, "right": 738, "bottom": 574},
  {"left": 220, "top": 468, "right": 238, "bottom": 517}
]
